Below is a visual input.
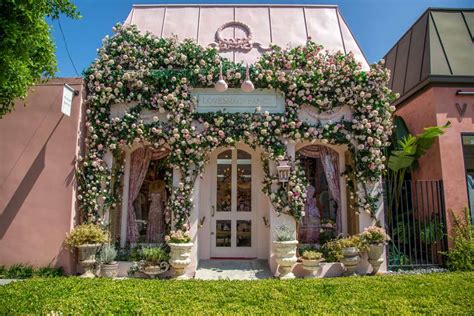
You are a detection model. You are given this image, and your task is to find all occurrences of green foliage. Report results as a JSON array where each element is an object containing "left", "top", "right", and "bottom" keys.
[
  {"left": 0, "top": 264, "right": 63, "bottom": 279},
  {"left": 140, "top": 247, "right": 169, "bottom": 264},
  {"left": 0, "top": 273, "right": 473, "bottom": 314},
  {"left": 274, "top": 225, "right": 295, "bottom": 242},
  {"left": 301, "top": 250, "right": 323, "bottom": 260},
  {"left": 321, "top": 240, "right": 344, "bottom": 262},
  {"left": 444, "top": 209, "right": 474, "bottom": 271},
  {"left": 64, "top": 224, "right": 108, "bottom": 248},
  {"left": 99, "top": 245, "right": 117, "bottom": 264},
  {"left": 0, "top": 0, "right": 79, "bottom": 117}
]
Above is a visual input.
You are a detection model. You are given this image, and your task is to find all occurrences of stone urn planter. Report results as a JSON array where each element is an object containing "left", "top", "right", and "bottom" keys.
[
  {"left": 100, "top": 262, "right": 119, "bottom": 278},
  {"left": 168, "top": 242, "right": 193, "bottom": 279},
  {"left": 142, "top": 262, "right": 170, "bottom": 279},
  {"left": 77, "top": 243, "right": 101, "bottom": 278},
  {"left": 273, "top": 240, "right": 298, "bottom": 279},
  {"left": 301, "top": 258, "right": 324, "bottom": 278},
  {"left": 367, "top": 243, "right": 385, "bottom": 275},
  {"left": 340, "top": 247, "right": 360, "bottom": 276}
]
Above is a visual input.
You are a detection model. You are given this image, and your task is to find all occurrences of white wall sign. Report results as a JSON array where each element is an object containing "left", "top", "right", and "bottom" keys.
[
  {"left": 61, "top": 84, "right": 75, "bottom": 116},
  {"left": 192, "top": 88, "right": 285, "bottom": 113},
  {"left": 298, "top": 104, "right": 353, "bottom": 125}
]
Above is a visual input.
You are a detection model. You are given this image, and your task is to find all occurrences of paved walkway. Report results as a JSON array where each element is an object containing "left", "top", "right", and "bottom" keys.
[{"left": 195, "top": 259, "right": 273, "bottom": 280}]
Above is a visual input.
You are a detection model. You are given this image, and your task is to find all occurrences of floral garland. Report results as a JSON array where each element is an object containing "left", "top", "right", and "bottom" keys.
[{"left": 79, "top": 23, "right": 396, "bottom": 231}]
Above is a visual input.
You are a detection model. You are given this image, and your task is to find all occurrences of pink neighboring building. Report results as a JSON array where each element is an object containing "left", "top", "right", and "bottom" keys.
[
  {"left": 385, "top": 8, "right": 474, "bottom": 234},
  {"left": 0, "top": 78, "right": 85, "bottom": 274}
]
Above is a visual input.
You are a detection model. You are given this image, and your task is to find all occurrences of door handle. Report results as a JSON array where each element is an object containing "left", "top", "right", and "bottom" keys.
[{"left": 211, "top": 205, "right": 215, "bottom": 217}]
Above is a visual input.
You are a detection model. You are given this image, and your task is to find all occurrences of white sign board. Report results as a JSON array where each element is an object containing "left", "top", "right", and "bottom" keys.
[
  {"left": 192, "top": 88, "right": 285, "bottom": 113},
  {"left": 61, "top": 84, "right": 75, "bottom": 116}
]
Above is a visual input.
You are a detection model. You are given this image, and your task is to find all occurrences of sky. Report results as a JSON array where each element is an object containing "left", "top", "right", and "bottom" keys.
[{"left": 48, "top": 0, "right": 473, "bottom": 77}]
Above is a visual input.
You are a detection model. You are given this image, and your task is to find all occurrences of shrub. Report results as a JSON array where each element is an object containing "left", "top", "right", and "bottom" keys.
[
  {"left": 141, "top": 247, "right": 169, "bottom": 264},
  {"left": 165, "top": 230, "right": 191, "bottom": 244},
  {"left": 360, "top": 225, "right": 390, "bottom": 245},
  {"left": 99, "top": 245, "right": 117, "bottom": 264},
  {"left": 4, "top": 264, "right": 34, "bottom": 279},
  {"left": 64, "top": 224, "right": 108, "bottom": 248},
  {"left": 321, "top": 239, "right": 343, "bottom": 262},
  {"left": 444, "top": 208, "right": 474, "bottom": 271},
  {"left": 33, "top": 267, "right": 64, "bottom": 278},
  {"left": 274, "top": 225, "right": 295, "bottom": 241},
  {"left": 301, "top": 250, "right": 323, "bottom": 260}
]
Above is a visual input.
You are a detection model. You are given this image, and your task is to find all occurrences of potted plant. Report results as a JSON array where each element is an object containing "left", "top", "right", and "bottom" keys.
[
  {"left": 338, "top": 235, "right": 361, "bottom": 276},
  {"left": 65, "top": 224, "right": 108, "bottom": 278},
  {"left": 300, "top": 250, "right": 324, "bottom": 278},
  {"left": 140, "top": 246, "right": 170, "bottom": 278},
  {"left": 99, "top": 244, "right": 118, "bottom": 278},
  {"left": 166, "top": 230, "right": 193, "bottom": 279},
  {"left": 273, "top": 225, "right": 298, "bottom": 279},
  {"left": 360, "top": 226, "right": 390, "bottom": 275}
]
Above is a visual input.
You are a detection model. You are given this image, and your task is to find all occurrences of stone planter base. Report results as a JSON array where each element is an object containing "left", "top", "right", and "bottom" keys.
[
  {"left": 273, "top": 240, "right": 298, "bottom": 279},
  {"left": 368, "top": 244, "right": 385, "bottom": 275},
  {"left": 341, "top": 247, "right": 360, "bottom": 276},
  {"left": 168, "top": 242, "right": 193, "bottom": 279},
  {"left": 77, "top": 244, "right": 101, "bottom": 278},
  {"left": 100, "top": 262, "right": 119, "bottom": 278},
  {"left": 301, "top": 259, "right": 323, "bottom": 278}
]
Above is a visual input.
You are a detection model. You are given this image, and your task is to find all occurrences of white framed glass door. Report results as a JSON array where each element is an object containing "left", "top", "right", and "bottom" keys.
[{"left": 211, "top": 148, "right": 257, "bottom": 258}]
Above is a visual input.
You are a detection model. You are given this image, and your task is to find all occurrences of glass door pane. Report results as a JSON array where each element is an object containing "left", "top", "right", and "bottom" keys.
[
  {"left": 217, "top": 150, "right": 232, "bottom": 212},
  {"left": 216, "top": 220, "right": 231, "bottom": 247},
  {"left": 237, "top": 150, "right": 252, "bottom": 212},
  {"left": 237, "top": 220, "right": 251, "bottom": 247}
]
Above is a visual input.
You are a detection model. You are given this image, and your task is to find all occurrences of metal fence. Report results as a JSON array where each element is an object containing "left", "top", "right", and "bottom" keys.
[{"left": 384, "top": 180, "right": 448, "bottom": 269}]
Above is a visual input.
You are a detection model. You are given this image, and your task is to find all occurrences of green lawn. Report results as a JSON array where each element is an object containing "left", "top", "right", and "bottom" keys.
[{"left": 0, "top": 272, "right": 473, "bottom": 314}]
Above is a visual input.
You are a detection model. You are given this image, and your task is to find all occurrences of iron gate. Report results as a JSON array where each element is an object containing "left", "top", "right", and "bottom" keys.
[{"left": 384, "top": 180, "right": 448, "bottom": 269}]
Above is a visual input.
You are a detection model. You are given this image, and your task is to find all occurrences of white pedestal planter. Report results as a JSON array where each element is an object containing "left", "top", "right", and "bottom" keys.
[
  {"left": 273, "top": 240, "right": 298, "bottom": 279},
  {"left": 77, "top": 244, "right": 101, "bottom": 278},
  {"left": 168, "top": 242, "right": 193, "bottom": 279},
  {"left": 367, "top": 244, "right": 385, "bottom": 275},
  {"left": 340, "top": 247, "right": 360, "bottom": 276},
  {"left": 301, "top": 259, "right": 324, "bottom": 278},
  {"left": 100, "top": 262, "right": 119, "bottom": 278}
]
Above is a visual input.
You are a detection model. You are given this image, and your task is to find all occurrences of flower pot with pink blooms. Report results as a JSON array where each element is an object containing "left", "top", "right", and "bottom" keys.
[
  {"left": 166, "top": 230, "right": 193, "bottom": 280},
  {"left": 360, "top": 226, "right": 390, "bottom": 275}
]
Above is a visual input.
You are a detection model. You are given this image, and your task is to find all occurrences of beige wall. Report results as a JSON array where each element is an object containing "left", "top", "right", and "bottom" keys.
[{"left": 0, "top": 78, "right": 84, "bottom": 274}]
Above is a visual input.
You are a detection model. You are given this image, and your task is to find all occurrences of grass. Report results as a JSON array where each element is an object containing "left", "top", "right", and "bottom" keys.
[{"left": 0, "top": 272, "right": 473, "bottom": 314}]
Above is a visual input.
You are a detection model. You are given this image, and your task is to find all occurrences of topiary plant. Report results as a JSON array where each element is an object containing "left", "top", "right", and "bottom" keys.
[{"left": 64, "top": 224, "right": 108, "bottom": 248}]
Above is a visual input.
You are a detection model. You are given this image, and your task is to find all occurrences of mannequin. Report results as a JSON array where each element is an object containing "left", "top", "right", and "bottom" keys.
[
  {"left": 145, "top": 172, "right": 167, "bottom": 243},
  {"left": 303, "top": 184, "right": 321, "bottom": 243}
]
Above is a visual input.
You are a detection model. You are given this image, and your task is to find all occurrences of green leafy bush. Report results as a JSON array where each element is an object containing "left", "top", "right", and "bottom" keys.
[
  {"left": 0, "top": 273, "right": 473, "bottom": 314},
  {"left": 64, "top": 224, "right": 108, "bottom": 248},
  {"left": 141, "top": 247, "right": 169, "bottom": 264},
  {"left": 301, "top": 250, "right": 323, "bottom": 260},
  {"left": 444, "top": 208, "right": 474, "bottom": 271},
  {"left": 321, "top": 239, "right": 343, "bottom": 262},
  {"left": 0, "top": 264, "right": 63, "bottom": 279}
]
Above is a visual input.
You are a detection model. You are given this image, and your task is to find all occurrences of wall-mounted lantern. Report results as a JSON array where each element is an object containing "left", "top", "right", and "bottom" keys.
[{"left": 276, "top": 160, "right": 291, "bottom": 183}]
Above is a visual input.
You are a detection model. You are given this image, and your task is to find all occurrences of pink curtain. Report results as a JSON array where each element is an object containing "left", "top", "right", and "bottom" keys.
[
  {"left": 127, "top": 147, "right": 152, "bottom": 244},
  {"left": 319, "top": 146, "right": 342, "bottom": 235}
]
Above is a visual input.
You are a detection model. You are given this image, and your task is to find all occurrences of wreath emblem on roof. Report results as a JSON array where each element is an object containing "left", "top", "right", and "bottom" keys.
[{"left": 212, "top": 21, "right": 271, "bottom": 52}]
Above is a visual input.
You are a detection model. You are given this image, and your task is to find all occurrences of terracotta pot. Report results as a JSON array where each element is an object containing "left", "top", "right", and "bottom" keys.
[
  {"left": 301, "top": 258, "right": 324, "bottom": 278},
  {"left": 77, "top": 243, "right": 101, "bottom": 278},
  {"left": 168, "top": 242, "right": 193, "bottom": 279},
  {"left": 100, "top": 262, "right": 119, "bottom": 278},
  {"left": 340, "top": 247, "right": 360, "bottom": 276},
  {"left": 273, "top": 240, "right": 298, "bottom": 279},
  {"left": 367, "top": 243, "right": 385, "bottom": 275}
]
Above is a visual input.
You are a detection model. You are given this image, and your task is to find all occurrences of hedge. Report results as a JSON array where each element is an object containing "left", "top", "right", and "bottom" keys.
[{"left": 0, "top": 272, "right": 473, "bottom": 314}]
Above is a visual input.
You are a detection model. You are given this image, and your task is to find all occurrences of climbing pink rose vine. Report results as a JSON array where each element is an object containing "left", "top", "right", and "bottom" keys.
[{"left": 79, "top": 24, "right": 396, "bottom": 231}]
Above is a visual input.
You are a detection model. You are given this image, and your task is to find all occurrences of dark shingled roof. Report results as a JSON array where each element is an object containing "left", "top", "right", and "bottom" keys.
[{"left": 383, "top": 8, "right": 474, "bottom": 106}]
